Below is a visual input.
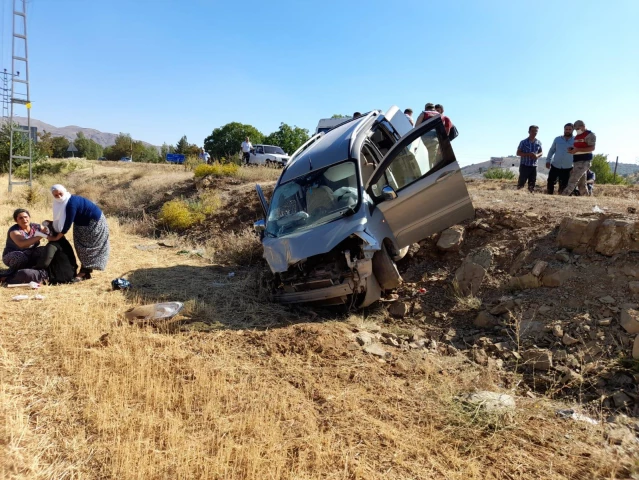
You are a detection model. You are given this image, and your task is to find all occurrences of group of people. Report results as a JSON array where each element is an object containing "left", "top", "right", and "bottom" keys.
[
  {"left": 1, "top": 185, "right": 110, "bottom": 286},
  {"left": 516, "top": 120, "right": 597, "bottom": 196}
]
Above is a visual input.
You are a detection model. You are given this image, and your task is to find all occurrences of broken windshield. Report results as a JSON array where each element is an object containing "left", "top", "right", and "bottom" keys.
[{"left": 266, "top": 161, "right": 359, "bottom": 237}]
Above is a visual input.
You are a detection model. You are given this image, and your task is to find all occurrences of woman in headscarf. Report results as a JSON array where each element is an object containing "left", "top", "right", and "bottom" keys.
[
  {"left": 2, "top": 208, "right": 48, "bottom": 271},
  {"left": 47, "top": 184, "right": 110, "bottom": 281}
]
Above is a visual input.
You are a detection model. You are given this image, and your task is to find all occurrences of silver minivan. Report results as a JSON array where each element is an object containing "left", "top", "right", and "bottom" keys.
[{"left": 254, "top": 106, "right": 474, "bottom": 307}]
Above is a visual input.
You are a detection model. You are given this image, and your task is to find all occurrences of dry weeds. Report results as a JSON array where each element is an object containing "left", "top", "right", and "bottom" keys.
[{"left": 0, "top": 173, "right": 637, "bottom": 479}]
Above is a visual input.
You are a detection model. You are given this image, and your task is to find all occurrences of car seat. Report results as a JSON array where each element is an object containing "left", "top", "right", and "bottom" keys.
[{"left": 306, "top": 186, "right": 336, "bottom": 217}]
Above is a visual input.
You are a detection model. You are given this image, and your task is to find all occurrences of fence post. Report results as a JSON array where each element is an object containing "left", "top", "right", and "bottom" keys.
[{"left": 613, "top": 156, "right": 619, "bottom": 181}]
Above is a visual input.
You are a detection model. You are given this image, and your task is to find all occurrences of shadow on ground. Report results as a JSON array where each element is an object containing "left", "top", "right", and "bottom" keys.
[{"left": 124, "top": 264, "right": 349, "bottom": 331}]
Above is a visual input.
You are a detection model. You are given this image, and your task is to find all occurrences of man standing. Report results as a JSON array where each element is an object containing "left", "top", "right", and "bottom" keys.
[
  {"left": 516, "top": 125, "right": 543, "bottom": 192},
  {"left": 199, "top": 147, "right": 211, "bottom": 164},
  {"left": 586, "top": 168, "right": 596, "bottom": 195},
  {"left": 241, "top": 137, "right": 252, "bottom": 165},
  {"left": 562, "top": 120, "right": 596, "bottom": 196},
  {"left": 404, "top": 108, "right": 414, "bottom": 126},
  {"left": 545, "top": 123, "right": 574, "bottom": 194}
]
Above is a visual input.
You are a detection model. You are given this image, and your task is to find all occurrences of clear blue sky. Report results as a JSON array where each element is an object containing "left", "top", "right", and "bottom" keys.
[{"left": 1, "top": 0, "right": 638, "bottom": 166}]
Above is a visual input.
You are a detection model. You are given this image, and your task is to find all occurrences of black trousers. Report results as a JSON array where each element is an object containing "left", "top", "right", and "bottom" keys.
[
  {"left": 242, "top": 152, "right": 250, "bottom": 164},
  {"left": 517, "top": 165, "right": 537, "bottom": 191},
  {"left": 547, "top": 165, "right": 572, "bottom": 194}
]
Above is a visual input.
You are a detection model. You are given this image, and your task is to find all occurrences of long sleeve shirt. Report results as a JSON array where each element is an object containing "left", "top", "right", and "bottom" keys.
[
  {"left": 61, "top": 195, "right": 103, "bottom": 234},
  {"left": 546, "top": 135, "right": 575, "bottom": 169}
]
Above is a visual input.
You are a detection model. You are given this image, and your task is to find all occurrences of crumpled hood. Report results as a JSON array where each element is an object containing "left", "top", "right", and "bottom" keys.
[{"left": 262, "top": 210, "right": 368, "bottom": 273}]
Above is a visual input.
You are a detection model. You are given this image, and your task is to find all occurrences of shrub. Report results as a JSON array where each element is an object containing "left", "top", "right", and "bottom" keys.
[
  {"left": 183, "top": 155, "right": 202, "bottom": 172},
  {"left": 187, "top": 190, "right": 222, "bottom": 216},
  {"left": 14, "top": 159, "right": 84, "bottom": 179},
  {"left": 193, "top": 163, "right": 239, "bottom": 179},
  {"left": 483, "top": 168, "right": 515, "bottom": 180},
  {"left": 158, "top": 199, "right": 205, "bottom": 231}
]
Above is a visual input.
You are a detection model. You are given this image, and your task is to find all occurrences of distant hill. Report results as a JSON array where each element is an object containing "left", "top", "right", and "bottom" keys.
[
  {"left": 608, "top": 162, "right": 639, "bottom": 176},
  {"left": 12, "top": 116, "right": 156, "bottom": 148}
]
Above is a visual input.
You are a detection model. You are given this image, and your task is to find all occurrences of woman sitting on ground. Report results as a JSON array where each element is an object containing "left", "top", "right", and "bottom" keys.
[
  {"left": 46, "top": 184, "right": 110, "bottom": 281},
  {"left": 2, "top": 208, "right": 48, "bottom": 271}
]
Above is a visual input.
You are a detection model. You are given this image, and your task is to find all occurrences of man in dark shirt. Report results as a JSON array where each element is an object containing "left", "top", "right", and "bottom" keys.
[{"left": 516, "top": 125, "right": 543, "bottom": 192}]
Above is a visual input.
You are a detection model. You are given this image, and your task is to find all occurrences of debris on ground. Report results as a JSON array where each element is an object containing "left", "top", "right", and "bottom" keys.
[{"left": 124, "top": 302, "right": 184, "bottom": 323}]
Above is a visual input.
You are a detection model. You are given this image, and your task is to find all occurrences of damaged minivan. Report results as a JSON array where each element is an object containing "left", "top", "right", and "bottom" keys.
[{"left": 254, "top": 106, "right": 474, "bottom": 307}]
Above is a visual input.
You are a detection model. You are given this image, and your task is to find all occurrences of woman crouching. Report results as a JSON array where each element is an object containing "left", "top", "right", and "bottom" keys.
[
  {"left": 2, "top": 208, "right": 48, "bottom": 271},
  {"left": 47, "top": 184, "right": 110, "bottom": 281}
]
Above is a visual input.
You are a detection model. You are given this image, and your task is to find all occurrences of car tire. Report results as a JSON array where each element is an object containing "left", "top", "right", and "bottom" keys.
[{"left": 372, "top": 245, "right": 402, "bottom": 291}]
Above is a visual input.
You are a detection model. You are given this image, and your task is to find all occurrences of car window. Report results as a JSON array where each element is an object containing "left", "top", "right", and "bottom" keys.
[
  {"left": 373, "top": 122, "right": 451, "bottom": 195},
  {"left": 264, "top": 146, "right": 285, "bottom": 155},
  {"left": 256, "top": 146, "right": 264, "bottom": 154},
  {"left": 369, "top": 122, "right": 396, "bottom": 156}
]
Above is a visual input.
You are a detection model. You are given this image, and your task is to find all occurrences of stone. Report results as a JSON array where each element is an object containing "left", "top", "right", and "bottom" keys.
[
  {"left": 474, "top": 311, "right": 500, "bottom": 328},
  {"left": 355, "top": 332, "right": 375, "bottom": 346},
  {"left": 465, "top": 247, "right": 494, "bottom": 270},
  {"left": 541, "top": 268, "right": 573, "bottom": 287},
  {"left": 490, "top": 299, "right": 516, "bottom": 315},
  {"left": 620, "top": 306, "right": 639, "bottom": 334},
  {"left": 629, "top": 282, "right": 639, "bottom": 294},
  {"left": 508, "top": 273, "right": 541, "bottom": 290},
  {"left": 560, "top": 370, "right": 584, "bottom": 385},
  {"left": 622, "top": 265, "right": 639, "bottom": 278},
  {"left": 473, "top": 348, "right": 489, "bottom": 366},
  {"left": 552, "top": 325, "right": 564, "bottom": 338},
  {"left": 605, "top": 426, "right": 636, "bottom": 446},
  {"left": 531, "top": 260, "right": 549, "bottom": 277},
  {"left": 509, "top": 250, "right": 531, "bottom": 275},
  {"left": 461, "top": 391, "right": 516, "bottom": 414},
  {"left": 521, "top": 349, "right": 553, "bottom": 371},
  {"left": 599, "top": 296, "right": 616, "bottom": 305},
  {"left": 363, "top": 343, "right": 389, "bottom": 358},
  {"left": 555, "top": 251, "right": 571, "bottom": 263},
  {"left": 437, "top": 225, "right": 465, "bottom": 252},
  {"left": 453, "top": 261, "right": 486, "bottom": 296},
  {"left": 594, "top": 219, "right": 633, "bottom": 256},
  {"left": 598, "top": 318, "right": 612, "bottom": 326},
  {"left": 612, "top": 391, "right": 633, "bottom": 409},
  {"left": 538, "top": 305, "right": 552, "bottom": 315},
  {"left": 556, "top": 217, "right": 598, "bottom": 249},
  {"left": 562, "top": 333, "right": 580, "bottom": 346},
  {"left": 388, "top": 302, "right": 410, "bottom": 318},
  {"left": 633, "top": 336, "right": 639, "bottom": 360}
]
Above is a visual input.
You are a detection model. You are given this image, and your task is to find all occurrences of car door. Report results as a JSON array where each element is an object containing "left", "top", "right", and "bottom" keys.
[{"left": 365, "top": 115, "right": 474, "bottom": 249}]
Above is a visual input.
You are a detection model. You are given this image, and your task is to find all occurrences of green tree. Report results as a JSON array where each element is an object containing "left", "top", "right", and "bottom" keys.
[
  {"left": 160, "top": 142, "right": 174, "bottom": 160},
  {"left": 74, "top": 132, "right": 104, "bottom": 160},
  {"left": 263, "top": 123, "right": 310, "bottom": 155},
  {"left": 38, "top": 130, "right": 54, "bottom": 157},
  {"left": 590, "top": 154, "right": 626, "bottom": 185},
  {"left": 0, "top": 122, "right": 43, "bottom": 173},
  {"left": 203, "top": 122, "right": 263, "bottom": 161},
  {"left": 51, "top": 136, "right": 70, "bottom": 158},
  {"left": 331, "top": 114, "right": 348, "bottom": 119}
]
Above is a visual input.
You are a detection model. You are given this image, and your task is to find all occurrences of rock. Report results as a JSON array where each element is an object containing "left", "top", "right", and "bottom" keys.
[
  {"left": 620, "top": 306, "right": 639, "bottom": 334},
  {"left": 538, "top": 305, "right": 552, "bottom": 315},
  {"left": 437, "top": 226, "right": 465, "bottom": 252},
  {"left": 605, "top": 426, "right": 636, "bottom": 446},
  {"left": 612, "top": 391, "right": 633, "bottom": 409},
  {"left": 507, "top": 273, "right": 540, "bottom": 290},
  {"left": 622, "top": 265, "right": 639, "bottom": 278},
  {"left": 388, "top": 302, "right": 410, "bottom": 318},
  {"left": 541, "top": 268, "right": 573, "bottom": 287},
  {"left": 465, "top": 247, "right": 494, "bottom": 270},
  {"left": 598, "top": 318, "right": 612, "bottom": 326},
  {"left": 355, "top": 332, "right": 375, "bottom": 346},
  {"left": 490, "top": 298, "right": 516, "bottom": 315},
  {"left": 382, "top": 336, "right": 400, "bottom": 347},
  {"left": 521, "top": 349, "right": 553, "bottom": 371},
  {"left": 368, "top": 324, "right": 382, "bottom": 333},
  {"left": 594, "top": 219, "right": 633, "bottom": 256},
  {"left": 556, "top": 217, "right": 598, "bottom": 249},
  {"left": 509, "top": 249, "right": 531, "bottom": 275},
  {"left": 461, "top": 391, "right": 516, "bottom": 416},
  {"left": 561, "top": 370, "right": 584, "bottom": 385},
  {"left": 531, "top": 260, "right": 549, "bottom": 277},
  {"left": 453, "top": 261, "right": 486, "bottom": 296},
  {"left": 562, "top": 333, "right": 580, "bottom": 346},
  {"left": 599, "top": 296, "right": 616, "bottom": 305},
  {"left": 555, "top": 250, "right": 571, "bottom": 263},
  {"left": 363, "top": 343, "right": 389, "bottom": 359},
  {"left": 629, "top": 282, "right": 639, "bottom": 294},
  {"left": 552, "top": 325, "right": 564, "bottom": 338},
  {"left": 474, "top": 311, "right": 500, "bottom": 328},
  {"left": 473, "top": 348, "right": 489, "bottom": 366}
]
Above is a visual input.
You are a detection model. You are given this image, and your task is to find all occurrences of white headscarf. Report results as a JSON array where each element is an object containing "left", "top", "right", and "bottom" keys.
[{"left": 51, "top": 184, "right": 72, "bottom": 233}]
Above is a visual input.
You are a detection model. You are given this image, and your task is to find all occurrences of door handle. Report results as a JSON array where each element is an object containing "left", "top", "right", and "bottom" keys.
[{"left": 436, "top": 170, "right": 454, "bottom": 182}]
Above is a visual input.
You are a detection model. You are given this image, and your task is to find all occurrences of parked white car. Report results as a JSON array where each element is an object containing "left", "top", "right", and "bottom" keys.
[{"left": 249, "top": 145, "right": 290, "bottom": 167}]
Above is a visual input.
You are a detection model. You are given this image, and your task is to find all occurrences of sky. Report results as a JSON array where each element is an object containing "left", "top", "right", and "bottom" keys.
[{"left": 1, "top": 0, "right": 638, "bottom": 166}]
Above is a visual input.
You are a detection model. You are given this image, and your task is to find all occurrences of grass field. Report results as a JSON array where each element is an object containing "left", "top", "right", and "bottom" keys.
[{"left": 1, "top": 162, "right": 637, "bottom": 479}]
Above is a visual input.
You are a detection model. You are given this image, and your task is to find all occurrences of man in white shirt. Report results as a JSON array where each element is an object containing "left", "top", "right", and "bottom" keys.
[
  {"left": 241, "top": 137, "right": 252, "bottom": 165},
  {"left": 199, "top": 148, "right": 211, "bottom": 164},
  {"left": 404, "top": 108, "right": 414, "bottom": 126}
]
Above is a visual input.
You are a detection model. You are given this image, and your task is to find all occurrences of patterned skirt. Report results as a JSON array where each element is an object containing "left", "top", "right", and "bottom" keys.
[{"left": 73, "top": 214, "right": 110, "bottom": 271}]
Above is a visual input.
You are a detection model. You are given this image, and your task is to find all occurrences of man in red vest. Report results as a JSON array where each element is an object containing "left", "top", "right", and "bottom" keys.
[{"left": 562, "top": 120, "right": 596, "bottom": 196}]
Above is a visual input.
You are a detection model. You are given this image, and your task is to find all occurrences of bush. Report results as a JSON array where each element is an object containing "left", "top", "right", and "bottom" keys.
[
  {"left": 14, "top": 159, "right": 84, "bottom": 179},
  {"left": 483, "top": 168, "right": 516, "bottom": 180},
  {"left": 158, "top": 199, "right": 205, "bottom": 231},
  {"left": 193, "top": 163, "right": 239, "bottom": 179}
]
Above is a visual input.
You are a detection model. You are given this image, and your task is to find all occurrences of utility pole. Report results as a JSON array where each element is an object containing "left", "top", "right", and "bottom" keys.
[
  {"left": 613, "top": 155, "right": 619, "bottom": 181},
  {"left": 8, "top": 0, "right": 33, "bottom": 192}
]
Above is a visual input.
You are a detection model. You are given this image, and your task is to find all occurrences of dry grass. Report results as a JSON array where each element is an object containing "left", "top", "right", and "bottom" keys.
[{"left": 1, "top": 173, "right": 637, "bottom": 479}]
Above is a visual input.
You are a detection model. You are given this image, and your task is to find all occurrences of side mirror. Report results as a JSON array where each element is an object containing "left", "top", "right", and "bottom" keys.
[
  {"left": 253, "top": 219, "right": 266, "bottom": 235},
  {"left": 381, "top": 185, "right": 397, "bottom": 201}
]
